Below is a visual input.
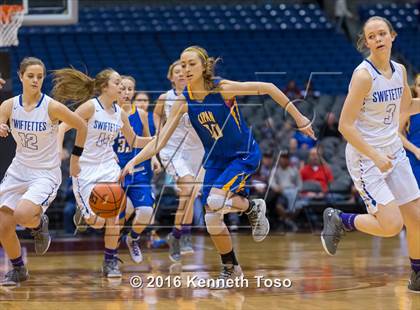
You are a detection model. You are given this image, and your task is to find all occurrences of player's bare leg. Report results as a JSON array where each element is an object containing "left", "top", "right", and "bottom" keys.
[
  {"left": 0, "top": 208, "right": 28, "bottom": 286},
  {"left": 14, "top": 199, "right": 51, "bottom": 255}
]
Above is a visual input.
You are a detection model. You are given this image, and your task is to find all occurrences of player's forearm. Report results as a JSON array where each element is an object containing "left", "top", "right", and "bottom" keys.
[
  {"left": 133, "top": 136, "right": 154, "bottom": 148},
  {"left": 132, "top": 137, "right": 160, "bottom": 165},
  {"left": 265, "top": 83, "right": 303, "bottom": 121},
  {"left": 73, "top": 121, "right": 87, "bottom": 148},
  {"left": 339, "top": 123, "right": 379, "bottom": 160}
]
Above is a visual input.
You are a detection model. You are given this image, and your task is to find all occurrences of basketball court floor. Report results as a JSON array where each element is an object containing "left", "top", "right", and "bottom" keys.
[{"left": 0, "top": 233, "right": 419, "bottom": 309}]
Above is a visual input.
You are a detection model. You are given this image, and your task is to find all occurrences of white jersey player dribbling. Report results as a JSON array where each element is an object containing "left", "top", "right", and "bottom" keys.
[
  {"left": 72, "top": 98, "right": 122, "bottom": 225},
  {"left": 346, "top": 59, "right": 420, "bottom": 212},
  {"left": 159, "top": 88, "right": 204, "bottom": 177},
  {"left": 54, "top": 67, "right": 151, "bottom": 278}
]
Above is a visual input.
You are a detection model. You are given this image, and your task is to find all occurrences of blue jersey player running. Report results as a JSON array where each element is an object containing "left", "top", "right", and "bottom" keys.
[
  {"left": 121, "top": 46, "right": 315, "bottom": 288},
  {"left": 114, "top": 76, "right": 160, "bottom": 264}
]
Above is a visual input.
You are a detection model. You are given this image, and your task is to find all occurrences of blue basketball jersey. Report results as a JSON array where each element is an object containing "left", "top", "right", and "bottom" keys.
[
  {"left": 407, "top": 114, "right": 420, "bottom": 150},
  {"left": 113, "top": 105, "right": 152, "bottom": 178},
  {"left": 183, "top": 79, "right": 260, "bottom": 169}
]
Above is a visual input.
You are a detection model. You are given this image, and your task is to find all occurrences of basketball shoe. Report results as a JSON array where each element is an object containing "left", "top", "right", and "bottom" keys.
[{"left": 321, "top": 207, "right": 345, "bottom": 256}]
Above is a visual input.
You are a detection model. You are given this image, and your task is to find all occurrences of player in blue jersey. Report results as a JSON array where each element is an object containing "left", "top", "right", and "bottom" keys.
[
  {"left": 114, "top": 76, "right": 160, "bottom": 263},
  {"left": 133, "top": 91, "right": 156, "bottom": 136},
  {"left": 400, "top": 73, "right": 420, "bottom": 187},
  {"left": 121, "top": 45, "right": 314, "bottom": 288}
]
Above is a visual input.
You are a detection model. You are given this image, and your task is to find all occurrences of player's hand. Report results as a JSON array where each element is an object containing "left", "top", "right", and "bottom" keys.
[
  {"left": 373, "top": 153, "right": 394, "bottom": 173},
  {"left": 151, "top": 156, "right": 162, "bottom": 174},
  {"left": 69, "top": 155, "right": 81, "bottom": 177},
  {"left": 120, "top": 159, "right": 135, "bottom": 181},
  {"left": 0, "top": 123, "right": 10, "bottom": 137},
  {"left": 295, "top": 115, "right": 316, "bottom": 140},
  {"left": 0, "top": 78, "right": 5, "bottom": 90}
]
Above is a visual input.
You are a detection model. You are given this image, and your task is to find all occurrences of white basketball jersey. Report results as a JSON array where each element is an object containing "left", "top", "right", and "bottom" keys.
[
  {"left": 80, "top": 98, "right": 123, "bottom": 166},
  {"left": 352, "top": 59, "right": 404, "bottom": 148},
  {"left": 161, "top": 89, "right": 202, "bottom": 155},
  {"left": 10, "top": 94, "right": 60, "bottom": 169}
]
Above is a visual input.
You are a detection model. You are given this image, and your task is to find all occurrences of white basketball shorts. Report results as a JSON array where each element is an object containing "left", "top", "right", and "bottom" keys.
[
  {"left": 160, "top": 146, "right": 204, "bottom": 179},
  {"left": 346, "top": 143, "right": 420, "bottom": 214},
  {"left": 0, "top": 160, "right": 61, "bottom": 213}
]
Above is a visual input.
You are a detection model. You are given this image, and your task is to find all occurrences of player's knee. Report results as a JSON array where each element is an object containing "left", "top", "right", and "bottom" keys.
[
  {"left": 205, "top": 212, "right": 226, "bottom": 235},
  {"left": 13, "top": 208, "right": 38, "bottom": 227},
  {"left": 133, "top": 207, "right": 153, "bottom": 225},
  {"left": 207, "top": 194, "right": 231, "bottom": 213}
]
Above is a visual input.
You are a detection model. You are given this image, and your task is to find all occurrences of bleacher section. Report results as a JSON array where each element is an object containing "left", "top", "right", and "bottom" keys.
[
  {"left": 359, "top": 2, "right": 419, "bottom": 71},
  {"left": 11, "top": 3, "right": 362, "bottom": 96}
]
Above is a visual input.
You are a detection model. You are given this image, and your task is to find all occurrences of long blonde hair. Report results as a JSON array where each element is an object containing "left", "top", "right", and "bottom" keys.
[
  {"left": 181, "top": 45, "right": 220, "bottom": 91},
  {"left": 51, "top": 68, "right": 117, "bottom": 106}
]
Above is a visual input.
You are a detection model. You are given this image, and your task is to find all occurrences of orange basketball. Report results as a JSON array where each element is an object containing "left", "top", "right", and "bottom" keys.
[{"left": 89, "top": 183, "right": 126, "bottom": 218}]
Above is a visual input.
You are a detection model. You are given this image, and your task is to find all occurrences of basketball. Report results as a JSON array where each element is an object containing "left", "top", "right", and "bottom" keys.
[{"left": 89, "top": 183, "right": 126, "bottom": 218}]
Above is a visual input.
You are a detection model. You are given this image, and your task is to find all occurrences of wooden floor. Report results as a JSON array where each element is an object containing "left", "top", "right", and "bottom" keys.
[{"left": 0, "top": 232, "right": 419, "bottom": 310}]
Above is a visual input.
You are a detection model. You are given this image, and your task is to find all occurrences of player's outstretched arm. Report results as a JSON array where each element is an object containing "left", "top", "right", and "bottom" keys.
[
  {"left": 0, "top": 99, "right": 13, "bottom": 138},
  {"left": 120, "top": 96, "right": 187, "bottom": 178},
  {"left": 399, "top": 66, "right": 420, "bottom": 159},
  {"left": 218, "top": 80, "right": 315, "bottom": 139},
  {"left": 339, "top": 69, "right": 392, "bottom": 173}
]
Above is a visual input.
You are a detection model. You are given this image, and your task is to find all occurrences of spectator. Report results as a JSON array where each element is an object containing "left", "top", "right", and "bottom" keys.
[
  {"left": 276, "top": 120, "right": 295, "bottom": 148},
  {"left": 251, "top": 151, "right": 274, "bottom": 196},
  {"left": 335, "top": 0, "right": 353, "bottom": 40},
  {"left": 300, "top": 81, "right": 321, "bottom": 100},
  {"left": 292, "top": 130, "right": 317, "bottom": 150},
  {"left": 288, "top": 137, "right": 306, "bottom": 167},
  {"left": 271, "top": 151, "right": 302, "bottom": 207},
  {"left": 260, "top": 117, "right": 276, "bottom": 141},
  {"left": 269, "top": 151, "right": 302, "bottom": 231},
  {"left": 0, "top": 78, "right": 5, "bottom": 89},
  {"left": 300, "top": 148, "right": 334, "bottom": 193},
  {"left": 283, "top": 80, "right": 301, "bottom": 100},
  {"left": 133, "top": 91, "right": 156, "bottom": 135},
  {"left": 320, "top": 112, "right": 341, "bottom": 139}
]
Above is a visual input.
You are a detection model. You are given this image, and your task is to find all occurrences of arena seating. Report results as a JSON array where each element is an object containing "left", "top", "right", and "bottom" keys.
[{"left": 11, "top": 3, "right": 361, "bottom": 96}]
